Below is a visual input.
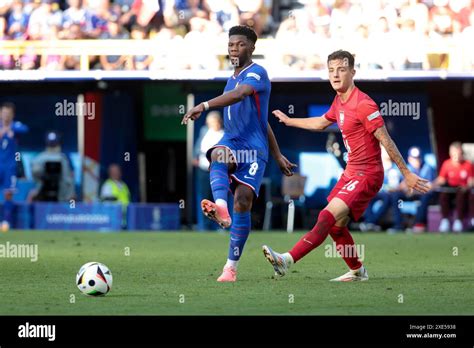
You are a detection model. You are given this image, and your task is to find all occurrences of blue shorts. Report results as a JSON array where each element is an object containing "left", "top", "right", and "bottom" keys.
[
  {"left": 0, "top": 165, "right": 17, "bottom": 192},
  {"left": 206, "top": 139, "right": 267, "bottom": 197}
]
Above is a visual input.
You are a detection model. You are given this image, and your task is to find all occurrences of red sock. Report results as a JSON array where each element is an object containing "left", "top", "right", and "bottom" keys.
[
  {"left": 289, "top": 209, "right": 335, "bottom": 263},
  {"left": 329, "top": 226, "right": 362, "bottom": 270}
]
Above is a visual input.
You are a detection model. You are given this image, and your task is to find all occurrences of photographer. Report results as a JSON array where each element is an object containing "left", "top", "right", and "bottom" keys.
[{"left": 30, "top": 131, "right": 75, "bottom": 202}]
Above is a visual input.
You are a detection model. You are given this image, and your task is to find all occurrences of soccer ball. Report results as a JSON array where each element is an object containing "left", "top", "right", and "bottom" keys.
[{"left": 76, "top": 262, "right": 113, "bottom": 296}]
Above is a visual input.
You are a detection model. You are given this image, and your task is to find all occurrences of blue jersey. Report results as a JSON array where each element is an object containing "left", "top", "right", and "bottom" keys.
[
  {"left": 222, "top": 63, "right": 271, "bottom": 162},
  {"left": 0, "top": 121, "right": 28, "bottom": 169}
]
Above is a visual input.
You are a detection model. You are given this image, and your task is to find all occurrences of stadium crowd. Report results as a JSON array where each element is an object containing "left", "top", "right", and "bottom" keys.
[{"left": 0, "top": 0, "right": 473, "bottom": 70}]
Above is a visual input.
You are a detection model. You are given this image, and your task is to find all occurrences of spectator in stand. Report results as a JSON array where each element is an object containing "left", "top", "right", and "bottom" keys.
[
  {"left": 0, "top": 16, "right": 14, "bottom": 69},
  {"left": 433, "top": 141, "right": 474, "bottom": 232},
  {"left": 27, "top": 0, "right": 63, "bottom": 40},
  {"left": 392, "top": 147, "right": 436, "bottom": 233},
  {"left": 61, "top": 23, "right": 84, "bottom": 70},
  {"left": 63, "top": 0, "right": 93, "bottom": 33},
  {"left": 400, "top": 0, "right": 429, "bottom": 35},
  {"left": 7, "top": 0, "right": 29, "bottom": 40},
  {"left": 99, "top": 16, "right": 130, "bottom": 70},
  {"left": 461, "top": 7, "right": 474, "bottom": 69},
  {"left": 428, "top": 0, "right": 461, "bottom": 37},
  {"left": 205, "top": 0, "right": 239, "bottom": 33},
  {"left": 129, "top": 25, "right": 152, "bottom": 70},
  {"left": 167, "top": 0, "right": 208, "bottom": 30},
  {"left": 234, "top": 0, "right": 263, "bottom": 36},
  {"left": 40, "top": 25, "right": 62, "bottom": 70},
  {"left": 457, "top": 0, "right": 474, "bottom": 30},
  {"left": 87, "top": 0, "right": 112, "bottom": 38}
]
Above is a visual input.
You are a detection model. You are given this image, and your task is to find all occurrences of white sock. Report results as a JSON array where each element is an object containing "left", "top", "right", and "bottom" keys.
[
  {"left": 283, "top": 252, "right": 294, "bottom": 265},
  {"left": 225, "top": 259, "right": 238, "bottom": 269},
  {"left": 216, "top": 199, "right": 227, "bottom": 208}
]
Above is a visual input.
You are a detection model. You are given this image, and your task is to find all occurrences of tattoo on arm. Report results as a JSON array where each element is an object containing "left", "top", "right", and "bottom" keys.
[{"left": 374, "top": 126, "right": 409, "bottom": 176}]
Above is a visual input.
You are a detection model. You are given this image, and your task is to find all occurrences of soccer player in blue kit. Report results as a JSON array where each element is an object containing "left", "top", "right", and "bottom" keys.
[
  {"left": 0, "top": 102, "right": 28, "bottom": 229},
  {"left": 182, "top": 25, "right": 296, "bottom": 282}
]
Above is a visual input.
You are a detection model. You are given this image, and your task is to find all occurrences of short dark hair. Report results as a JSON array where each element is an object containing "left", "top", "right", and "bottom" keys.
[
  {"left": 1, "top": 102, "right": 15, "bottom": 112},
  {"left": 229, "top": 25, "right": 257, "bottom": 44},
  {"left": 327, "top": 50, "right": 355, "bottom": 68},
  {"left": 450, "top": 141, "right": 462, "bottom": 149}
]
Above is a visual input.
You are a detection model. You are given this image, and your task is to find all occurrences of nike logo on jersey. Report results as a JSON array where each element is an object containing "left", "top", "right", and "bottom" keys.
[
  {"left": 243, "top": 175, "right": 255, "bottom": 180},
  {"left": 303, "top": 238, "right": 313, "bottom": 245}
]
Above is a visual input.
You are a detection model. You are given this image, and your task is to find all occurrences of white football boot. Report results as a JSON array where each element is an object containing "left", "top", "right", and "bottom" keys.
[
  {"left": 262, "top": 245, "right": 292, "bottom": 277},
  {"left": 330, "top": 265, "right": 369, "bottom": 282}
]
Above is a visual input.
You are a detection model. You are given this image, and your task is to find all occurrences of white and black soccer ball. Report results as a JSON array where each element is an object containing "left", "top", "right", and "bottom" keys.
[{"left": 76, "top": 262, "right": 113, "bottom": 296}]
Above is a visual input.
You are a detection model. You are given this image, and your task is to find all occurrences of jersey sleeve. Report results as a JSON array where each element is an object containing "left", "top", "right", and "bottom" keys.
[
  {"left": 357, "top": 98, "right": 384, "bottom": 133},
  {"left": 323, "top": 101, "right": 337, "bottom": 123},
  {"left": 240, "top": 68, "right": 269, "bottom": 93}
]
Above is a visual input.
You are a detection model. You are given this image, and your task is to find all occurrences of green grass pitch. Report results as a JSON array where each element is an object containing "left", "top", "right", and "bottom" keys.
[{"left": 0, "top": 230, "right": 473, "bottom": 315}]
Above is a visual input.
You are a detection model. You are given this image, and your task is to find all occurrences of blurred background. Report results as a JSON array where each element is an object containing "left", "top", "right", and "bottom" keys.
[{"left": 0, "top": 0, "right": 473, "bottom": 233}]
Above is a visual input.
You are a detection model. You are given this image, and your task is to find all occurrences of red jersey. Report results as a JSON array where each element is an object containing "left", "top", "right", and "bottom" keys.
[
  {"left": 439, "top": 159, "right": 473, "bottom": 187},
  {"left": 324, "top": 87, "right": 385, "bottom": 174}
]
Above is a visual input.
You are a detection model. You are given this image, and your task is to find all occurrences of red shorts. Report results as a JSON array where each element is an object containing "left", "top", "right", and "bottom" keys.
[{"left": 327, "top": 170, "right": 384, "bottom": 221}]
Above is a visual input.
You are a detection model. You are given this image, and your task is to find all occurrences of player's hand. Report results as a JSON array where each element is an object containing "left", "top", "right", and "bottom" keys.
[
  {"left": 181, "top": 104, "right": 204, "bottom": 125},
  {"left": 277, "top": 154, "right": 297, "bottom": 176},
  {"left": 404, "top": 172, "right": 431, "bottom": 194},
  {"left": 272, "top": 110, "right": 291, "bottom": 126}
]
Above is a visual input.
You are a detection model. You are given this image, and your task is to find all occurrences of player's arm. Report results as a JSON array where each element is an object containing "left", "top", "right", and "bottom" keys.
[
  {"left": 267, "top": 122, "right": 297, "bottom": 176},
  {"left": 374, "top": 125, "right": 430, "bottom": 194},
  {"left": 181, "top": 84, "right": 254, "bottom": 125},
  {"left": 272, "top": 110, "right": 333, "bottom": 131}
]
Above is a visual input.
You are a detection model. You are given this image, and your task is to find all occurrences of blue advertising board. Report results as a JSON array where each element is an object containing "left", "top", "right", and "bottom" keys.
[
  {"left": 127, "top": 203, "right": 180, "bottom": 231},
  {"left": 34, "top": 202, "right": 122, "bottom": 231}
]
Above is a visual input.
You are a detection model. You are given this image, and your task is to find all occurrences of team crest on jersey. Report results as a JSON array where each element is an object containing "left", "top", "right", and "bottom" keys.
[{"left": 339, "top": 111, "right": 345, "bottom": 126}]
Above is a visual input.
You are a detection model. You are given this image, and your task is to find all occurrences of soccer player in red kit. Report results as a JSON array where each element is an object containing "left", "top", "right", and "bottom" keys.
[{"left": 262, "top": 50, "right": 431, "bottom": 281}]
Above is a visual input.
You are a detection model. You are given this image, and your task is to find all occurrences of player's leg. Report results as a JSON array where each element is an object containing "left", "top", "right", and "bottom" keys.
[
  {"left": 328, "top": 216, "right": 368, "bottom": 281},
  {"left": 262, "top": 197, "right": 349, "bottom": 277},
  {"left": 217, "top": 184, "right": 253, "bottom": 282},
  {"left": 201, "top": 146, "right": 236, "bottom": 228},
  {"left": 1, "top": 170, "right": 16, "bottom": 231},
  {"left": 439, "top": 191, "right": 452, "bottom": 232},
  {"left": 453, "top": 189, "right": 468, "bottom": 232}
]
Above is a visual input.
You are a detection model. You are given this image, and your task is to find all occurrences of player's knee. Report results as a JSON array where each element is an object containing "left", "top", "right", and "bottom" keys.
[
  {"left": 234, "top": 193, "right": 252, "bottom": 212},
  {"left": 210, "top": 148, "right": 225, "bottom": 163}
]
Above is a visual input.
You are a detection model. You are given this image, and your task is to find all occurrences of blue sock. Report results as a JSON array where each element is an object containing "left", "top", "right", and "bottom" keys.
[
  {"left": 3, "top": 199, "right": 14, "bottom": 225},
  {"left": 209, "top": 161, "right": 229, "bottom": 203},
  {"left": 228, "top": 211, "right": 251, "bottom": 261}
]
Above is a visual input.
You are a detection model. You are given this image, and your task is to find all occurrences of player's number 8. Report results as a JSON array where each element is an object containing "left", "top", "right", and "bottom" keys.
[{"left": 249, "top": 162, "right": 259, "bottom": 176}]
